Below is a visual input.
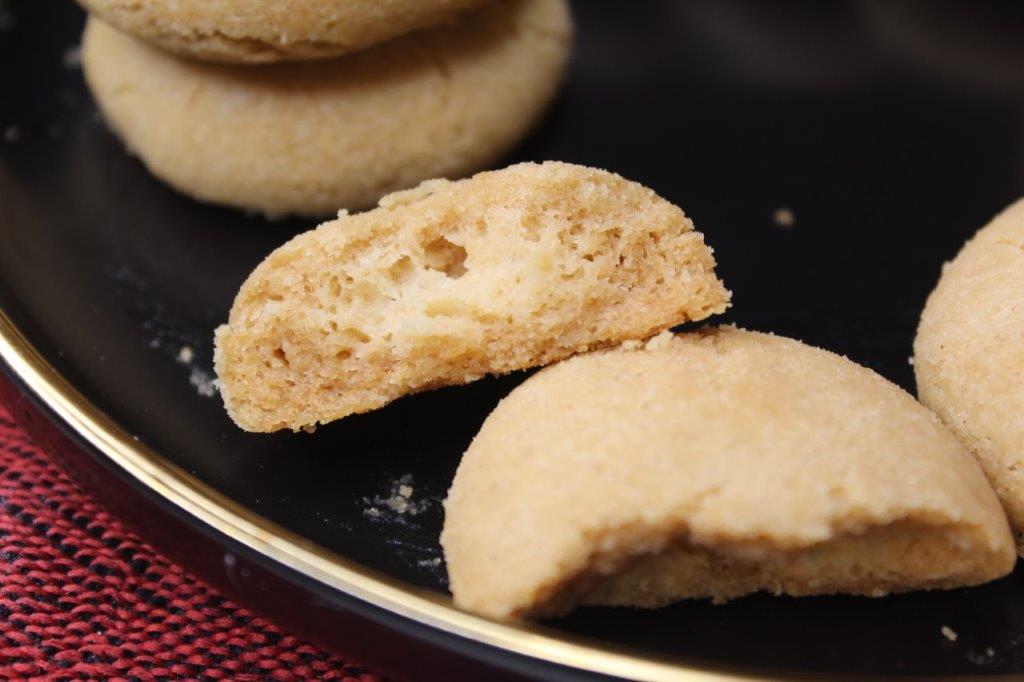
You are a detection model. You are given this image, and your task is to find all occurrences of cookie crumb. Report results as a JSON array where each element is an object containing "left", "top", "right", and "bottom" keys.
[
  {"left": 908, "top": 356, "right": 915, "bottom": 367},
  {"left": 941, "top": 626, "right": 958, "bottom": 642},
  {"left": 363, "top": 474, "right": 433, "bottom": 523},
  {"left": 379, "top": 179, "right": 451, "bottom": 208},
  {"left": 385, "top": 495, "right": 410, "bottom": 514},
  {"left": 644, "top": 330, "right": 674, "bottom": 352},
  {"left": 619, "top": 339, "right": 643, "bottom": 351},
  {"left": 177, "top": 345, "right": 195, "bottom": 364},
  {"left": 773, "top": 207, "right": 795, "bottom": 229},
  {"left": 190, "top": 367, "right": 219, "bottom": 397}
]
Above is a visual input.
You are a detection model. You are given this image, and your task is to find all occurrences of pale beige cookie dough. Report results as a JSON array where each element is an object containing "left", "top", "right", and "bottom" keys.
[
  {"left": 75, "top": 0, "right": 487, "bottom": 63},
  {"left": 915, "top": 198, "right": 1024, "bottom": 552},
  {"left": 80, "top": 0, "right": 572, "bottom": 217},
  {"left": 442, "top": 327, "right": 1015, "bottom": 620},
  {"left": 214, "top": 162, "right": 730, "bottom": 432}
]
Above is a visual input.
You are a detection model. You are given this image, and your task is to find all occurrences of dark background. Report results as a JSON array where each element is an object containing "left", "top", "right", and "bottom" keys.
[{"left": 3, "top": 0, "right": 1024, "bottom": 676}]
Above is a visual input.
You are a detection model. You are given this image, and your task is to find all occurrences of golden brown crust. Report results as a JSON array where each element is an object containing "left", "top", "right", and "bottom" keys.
[
  {"left": 213, "top": 162, "right": 730, "bottom": 432},
  {"left": 442, "top": 328, "right": 1015, "bottom": 620},
  {"left": 915, "top": 198, "right": 1024, "bottom": 553},
  {"left": 81, "top": 0, "right": 573, "bottom": 217},
  {"left": 76, "top": 0, "right": 488, "bottom": 63}
]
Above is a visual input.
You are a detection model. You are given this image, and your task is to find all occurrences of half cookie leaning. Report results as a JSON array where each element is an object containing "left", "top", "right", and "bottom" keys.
[
  {"left": 915, "top": 199, "right": 1024, "bottom": 551},
  {"left": 442, "top": 328, "right": 1014, "bottom": 620},
  {"left": 214, "top": 162, "right": 730, "bottom": 432},
  {"left": 81, "top": 0, "right": 572, "bottom": 217}
]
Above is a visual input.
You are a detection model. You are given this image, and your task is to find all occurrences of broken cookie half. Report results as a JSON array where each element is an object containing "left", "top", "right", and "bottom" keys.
[
  {"left": 214, "top": 161, "right": 730, "bottom": 432},
  {"left": 441, "top": 327, "right": 1015, "bottom": 620}
]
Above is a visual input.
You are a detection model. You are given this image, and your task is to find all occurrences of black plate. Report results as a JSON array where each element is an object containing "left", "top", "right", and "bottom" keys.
[{"left": 3, "top": 1, "right": 1024, "bottom": 679}]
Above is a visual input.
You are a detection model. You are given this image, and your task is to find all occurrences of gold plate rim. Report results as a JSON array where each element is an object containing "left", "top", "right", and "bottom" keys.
[{"left": 0, "top": 305, "right": 776, "bottom": 682}]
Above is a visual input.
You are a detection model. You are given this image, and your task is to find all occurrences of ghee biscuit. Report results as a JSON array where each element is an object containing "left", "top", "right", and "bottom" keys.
[
  {"left": 81, "top": 0, "right": 572, "bottom": 217},
  {"left": 442, "top": 327, "right": 1014, "bottom": 620},
  {"left": 76, "top": 0, "right": 487, "bottom": 63},
  {"left": 214, "top": 162, "right": 731, "bottom": 432},
  {"left": 915, "top": 199, "right": 1024, "bottom": 552}
]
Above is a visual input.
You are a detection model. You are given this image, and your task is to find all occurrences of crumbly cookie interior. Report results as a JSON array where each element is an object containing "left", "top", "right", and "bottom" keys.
[{"left": 215, "top": 163, "right": 729, "bottom": 432}]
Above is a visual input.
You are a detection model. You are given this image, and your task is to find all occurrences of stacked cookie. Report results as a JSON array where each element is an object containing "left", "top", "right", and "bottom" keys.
[
  {"left": 213, "top": 161, "right": 1019, "bottom": 621},
  {"left": 78, "top": 0, "right": 573, "bottom": 217}
]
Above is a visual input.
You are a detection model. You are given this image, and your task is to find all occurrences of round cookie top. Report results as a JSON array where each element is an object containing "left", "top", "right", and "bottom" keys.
[
  {"left": 76, "top": 0, "right": 488, "bottom": 63},
  {"left": 81, "top": 0, "right": 573, "bottom": 217},
  {"left": 915, "top": 198, "right": 1024, "bottom": 548},
  {"left": 442, "top": 327, "right": 1014, "bottom": 620}
]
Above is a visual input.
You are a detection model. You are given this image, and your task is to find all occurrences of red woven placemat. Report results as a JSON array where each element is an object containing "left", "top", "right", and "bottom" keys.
[{"left": 0, "top": 404, "right": 383, "bottom": 681}]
